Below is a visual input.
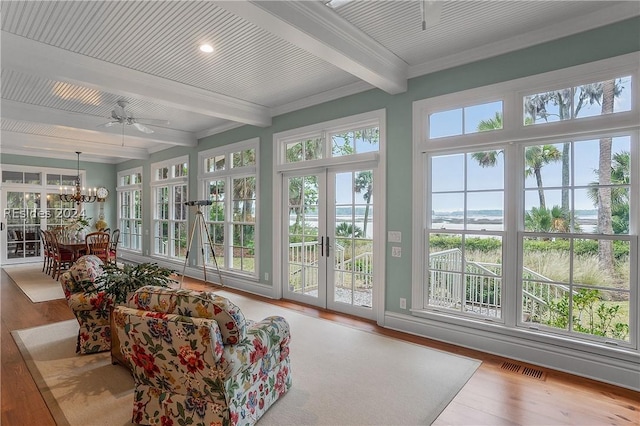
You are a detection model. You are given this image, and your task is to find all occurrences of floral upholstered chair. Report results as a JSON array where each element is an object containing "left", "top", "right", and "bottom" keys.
[
  {"left": 113, "top": 285, "right": 292, "bottom": 426},
  {"left": 59, "top": 255, "right": 114, "bottom": 354}
]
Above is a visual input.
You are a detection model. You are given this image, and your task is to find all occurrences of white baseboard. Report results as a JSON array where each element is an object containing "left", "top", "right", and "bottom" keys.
[{"left": 384, "top": 311, "right": 640, "bottom": 392}]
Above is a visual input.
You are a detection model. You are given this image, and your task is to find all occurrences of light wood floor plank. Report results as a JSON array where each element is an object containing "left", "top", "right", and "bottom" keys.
[{"left": 1, "top": 269, "right": 638, "bottom": 425}]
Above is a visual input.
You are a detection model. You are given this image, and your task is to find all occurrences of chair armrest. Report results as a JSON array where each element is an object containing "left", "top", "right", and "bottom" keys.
[
  {"left": 246, "top": 316, "right": 291, "bottom": 355},
  {"left": 67, "top": 291, "right": 114, "bottom": 311}
]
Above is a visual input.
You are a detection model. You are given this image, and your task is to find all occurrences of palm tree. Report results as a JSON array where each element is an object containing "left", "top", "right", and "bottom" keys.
[
  {"left": 335, "top": 222, "right": 363, "bottom": 238},
  {"left": 601, "top": 151, "right": 631, "bottom": 232},
  {"left": 472, "top": 144, "right": 562, "bottom": 209},
  {"left": 597, "top": 80, "right": 616, "bottom": 274},
  {"left": 524, "top": 144, "right": 562, "bottom": 209},
  {"left": 354, "top": 171, "right": 373, "bottom": 237}
]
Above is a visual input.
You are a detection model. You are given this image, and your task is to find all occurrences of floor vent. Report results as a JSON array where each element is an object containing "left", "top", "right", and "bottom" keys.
[{"left": 500, "top": 362, "right": 547, "bottom": 381}]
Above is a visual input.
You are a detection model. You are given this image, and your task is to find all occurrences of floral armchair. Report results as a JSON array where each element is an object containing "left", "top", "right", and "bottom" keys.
[
  {"left": 113, "top": 285, "right": 292, "bottom": 426},
  {"left": 59, "top": 255, "right": 114, "bottom": 354}
]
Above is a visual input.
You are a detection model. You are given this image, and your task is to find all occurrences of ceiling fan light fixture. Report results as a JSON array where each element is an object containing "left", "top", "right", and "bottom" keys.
[{"left": 199, "top": 44, "right": 214, "bottom": 53}]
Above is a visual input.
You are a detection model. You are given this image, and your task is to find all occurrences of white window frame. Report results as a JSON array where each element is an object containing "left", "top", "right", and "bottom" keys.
[
  {"left": 272, "top": 109, "right": 387, "bottom": 321},
  {"left": 412, "top": 53, "right": 639, "bottom": 352},
  {"left": 198, "top": 138, "right": 259, "bottom": 279},
  {"left": 117, "top": 167, "right": 143, "bottom": 253},
  {"left": 150, "top": 156, "right": 188, "bottom": 262}
]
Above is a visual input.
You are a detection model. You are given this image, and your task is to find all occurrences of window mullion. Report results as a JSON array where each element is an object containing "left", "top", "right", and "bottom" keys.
[{"left": 504, "top": 143, "right": 520, "bottom": 327}]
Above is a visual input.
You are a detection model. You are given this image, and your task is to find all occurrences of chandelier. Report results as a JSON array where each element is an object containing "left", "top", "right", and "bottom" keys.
[{"left": 60, "top": 152, "right": 97, "bottom": 205}]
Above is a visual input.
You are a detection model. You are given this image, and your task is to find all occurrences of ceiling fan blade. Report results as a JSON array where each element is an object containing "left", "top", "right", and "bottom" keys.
[
  {"left": 137, "top": 118, "right": 170, "bottom": 126},
  {"left": 133, "top": 122, "right": 154, "bottom": 134},
  {"left": 97, "top": 121, "right": 117, "bottom": 128}
]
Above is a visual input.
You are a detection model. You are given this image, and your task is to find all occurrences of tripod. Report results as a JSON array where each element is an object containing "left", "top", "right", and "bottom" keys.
[{"left": 180, "top": 206, "right": 223, "bottom": 288}]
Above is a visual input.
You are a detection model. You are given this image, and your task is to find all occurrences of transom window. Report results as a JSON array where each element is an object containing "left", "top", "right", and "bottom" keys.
[
  {"left": 523, "top": 75, "right": 632, "bottom": 125},
  {"left": 281, "top": 119, "right": 380, "bottom": 165},
  {"left": 429, "top": 100, "right": 503, "bottom": 139}
]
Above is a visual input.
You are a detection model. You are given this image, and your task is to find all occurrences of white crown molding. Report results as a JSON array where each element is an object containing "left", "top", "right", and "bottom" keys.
[
  {"left": 0, "top": 131, "right": 149, "bottom": 161},
  {"left": 217, "top": 1, "right": 407, "bottom": 94},
  {"left": 408, "top": 2, "right": 640, "bottom": 79},
  {"left": 2, "top": 100, "right": 196, "bottom": 147},
  {"left": 196, "top": 121, "right": 245, "bottom": 140},
  {"left": 271, "top": 80, "right": 374, "bottom": 118},
  {"left": 1, "top": 31, "right": 272, "bottom": 127}
]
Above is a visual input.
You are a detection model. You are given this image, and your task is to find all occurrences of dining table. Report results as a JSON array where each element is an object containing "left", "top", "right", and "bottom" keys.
[{"left": 57, "top": 237, "right": 87, "bottom": 262}]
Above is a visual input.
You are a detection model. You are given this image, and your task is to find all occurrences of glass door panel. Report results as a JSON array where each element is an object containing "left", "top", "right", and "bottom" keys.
[
  {"left": 3, "top": 191, "right": 43, "bottom": 264},
  {"left": 285, "top": 173, "right": 326, "bottom": 304},
  {"left": 330, "top": 170, "right": 374, "bottom": 312}
]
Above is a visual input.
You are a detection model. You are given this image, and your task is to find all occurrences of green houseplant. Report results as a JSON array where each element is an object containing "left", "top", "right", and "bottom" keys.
[
  {"left": 95, "top": 262, "right": 177, "bottom": 304},
  {"left": 94, "top": 262, "right": 176, "bottom": 368}
]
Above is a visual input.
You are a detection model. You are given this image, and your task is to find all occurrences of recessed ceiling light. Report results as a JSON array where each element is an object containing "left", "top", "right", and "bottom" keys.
[{"left": 199, "top": 44, "right": 214, "bottom": 53}]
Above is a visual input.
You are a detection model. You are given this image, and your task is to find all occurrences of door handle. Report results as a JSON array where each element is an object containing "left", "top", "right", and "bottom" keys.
[{"left": 317, "top": 236, "right": 324, "bottom": 257}]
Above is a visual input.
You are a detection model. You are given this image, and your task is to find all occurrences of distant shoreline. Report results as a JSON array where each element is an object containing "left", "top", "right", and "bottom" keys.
[{"left": 433, "top": 217, "right": 598, "bottom": 225}]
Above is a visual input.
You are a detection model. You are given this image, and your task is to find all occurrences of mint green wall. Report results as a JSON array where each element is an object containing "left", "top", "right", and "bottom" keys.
[{"left": 0, "top": 154, "right": 117, "bottom": 230}]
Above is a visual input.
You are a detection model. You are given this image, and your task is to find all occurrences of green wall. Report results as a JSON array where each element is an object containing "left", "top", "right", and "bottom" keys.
[{"left": 4, "top": 17, "right": 638, "bottom": 312}]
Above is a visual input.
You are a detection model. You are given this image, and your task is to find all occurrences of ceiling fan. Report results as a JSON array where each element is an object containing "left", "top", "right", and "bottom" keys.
[{"left": 98, "top": 100, "right": 169, "bottom": 134}]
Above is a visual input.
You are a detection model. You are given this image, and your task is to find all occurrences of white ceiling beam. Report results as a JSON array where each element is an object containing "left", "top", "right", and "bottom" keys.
[
  {"left": 2, "top": 100, "right": 196, "bottom": 147},
  {"left": 1, "top": 131, "right": 149, "bottom": 160},
  {"left": 1, "top": 31, "right": 272, "bottom": 127},
  {"left": 217, "top": 1, "right": 407, "bottom": 94}
]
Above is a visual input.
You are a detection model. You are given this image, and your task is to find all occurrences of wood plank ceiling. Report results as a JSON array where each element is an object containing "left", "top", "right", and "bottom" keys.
[{"left": 1, "top": 0, "right": 637, "bottom": 163}]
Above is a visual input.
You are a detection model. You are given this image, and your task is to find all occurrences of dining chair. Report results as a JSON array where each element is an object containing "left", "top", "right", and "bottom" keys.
[
  {"left": 39, "top": 229, "right": 51, "bottom": 274},
  {"left": 50, "top": 231, "right": 74, "bottom": 280},
  {"left": 108, "top": 229, "right": 120, "bottom": 265},
  {"left": 85, "top": 232, "right": 110, "bottom": 263}
]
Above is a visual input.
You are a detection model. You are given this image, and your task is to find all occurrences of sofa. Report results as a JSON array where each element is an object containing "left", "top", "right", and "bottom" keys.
[
  {"left": 113, "top": 285, "right": 292, "bottom": 426},
  {"left": 59, "top": 255, "right": 114, "bottom": 354}
]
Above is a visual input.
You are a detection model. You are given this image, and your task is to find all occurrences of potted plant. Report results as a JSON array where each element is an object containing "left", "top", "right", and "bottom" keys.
[
  {"left": 95, "top": 262, "right": 177, "bottom": 304},
  {"left": 94, "top": 261, "right": 177, "bottom": 368}
]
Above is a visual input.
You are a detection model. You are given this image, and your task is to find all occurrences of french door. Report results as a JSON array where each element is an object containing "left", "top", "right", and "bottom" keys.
[
  {"left": 1, "top": 189, "right": 43, "bottom": 265},
  {"left": 282, "top": 166, "right": 377, "bottom": 320}
]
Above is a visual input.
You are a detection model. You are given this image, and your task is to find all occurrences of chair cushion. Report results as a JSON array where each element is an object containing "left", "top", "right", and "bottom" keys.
[
  {"left": 66, "top": 255, "right": 104, "bottom": 292},
  {"left": 128, "top": 286, "right": 247, "bottom": 345}
]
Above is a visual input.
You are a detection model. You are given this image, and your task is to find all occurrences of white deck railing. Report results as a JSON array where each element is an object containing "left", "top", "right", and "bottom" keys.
[{"left": 428, "top": 248, "right": 564, "bottom": 319}]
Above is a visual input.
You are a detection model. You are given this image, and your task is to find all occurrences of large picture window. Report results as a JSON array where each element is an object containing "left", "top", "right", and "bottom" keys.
[
  {"left": 414, "top": 55, "right": 638, "bottom": 350},
  {"left": 117, "top": 168, "right": 143, "bottom": 252},
  {"left": 151, "top": 157, "right": 188, "bottom": 261},
  {"left": 199, "top": 139, "right": 258, "bottom": 277}
]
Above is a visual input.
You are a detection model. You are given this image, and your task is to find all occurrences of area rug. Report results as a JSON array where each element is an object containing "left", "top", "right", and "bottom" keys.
[
  {"left": 3, "top": 265, "right": 65, "bottom": 302},
  {"left": 12, "top": 290, "right": 480, "bottom": 425}
]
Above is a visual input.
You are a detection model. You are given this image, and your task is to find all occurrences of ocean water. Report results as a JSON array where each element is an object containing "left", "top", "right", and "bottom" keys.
[{"left": 290, "top": 210, "right": 599, "bottom": 236}]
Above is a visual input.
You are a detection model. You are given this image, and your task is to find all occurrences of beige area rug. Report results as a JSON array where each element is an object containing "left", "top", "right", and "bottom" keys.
[
  {"left": 3, "top": 264, "right": 66, "bottom": 302},
  {"left": 12, "top": 290, "right": 480, "bottom": 426}
]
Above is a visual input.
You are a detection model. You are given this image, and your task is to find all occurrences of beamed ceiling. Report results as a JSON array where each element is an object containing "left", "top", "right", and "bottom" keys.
[{"left": 1, "top": 1, "right": 638, "bottom": 163}]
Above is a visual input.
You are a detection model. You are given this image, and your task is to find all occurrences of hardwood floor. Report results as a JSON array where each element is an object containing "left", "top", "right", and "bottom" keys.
[{"left": 2, "top": 268, "right": 638, "bottom": 425}]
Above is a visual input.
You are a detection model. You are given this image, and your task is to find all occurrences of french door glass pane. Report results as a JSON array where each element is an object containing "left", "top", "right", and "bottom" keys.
[
  {"left": 333, "top": 170, "right": 373, "bottom": 308},
  {"left": 287, "top": 176, "right": 319, "bottom": 296}
]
